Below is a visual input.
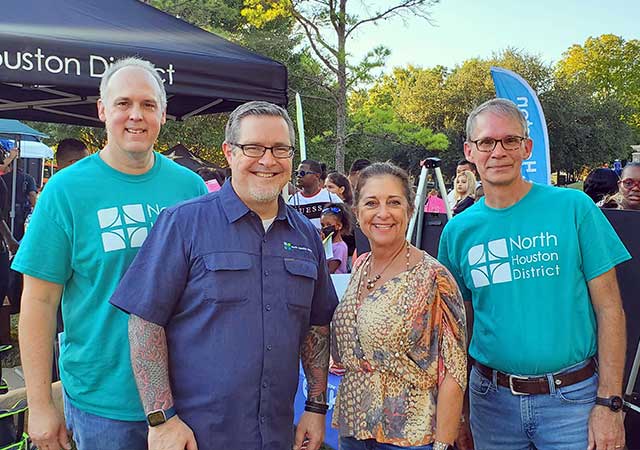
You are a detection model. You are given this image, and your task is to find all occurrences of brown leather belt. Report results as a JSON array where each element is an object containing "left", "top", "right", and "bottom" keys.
[{"left": 475, "top": 359, "right": 597, "bottom": 395}]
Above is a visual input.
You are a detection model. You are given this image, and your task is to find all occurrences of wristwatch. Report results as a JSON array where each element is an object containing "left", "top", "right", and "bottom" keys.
[
  {"left": 146, "top": 406, "right": 177, "bottom": 427},
  {"left": 595, "top": 396, "right": 624, "bottom": 412},
  {"left": 432, "top": 441, "right": 452, "bottom": 450}
]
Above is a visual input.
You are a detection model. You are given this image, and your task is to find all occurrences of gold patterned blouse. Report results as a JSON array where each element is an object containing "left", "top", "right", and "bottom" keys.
[{"left": 331, "top": 251, "right": 467, "bottom": 447}]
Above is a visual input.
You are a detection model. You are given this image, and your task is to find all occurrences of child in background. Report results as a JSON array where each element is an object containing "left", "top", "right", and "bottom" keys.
[{"left": 320, "top": 204, "right": 352, "bottom": 274}]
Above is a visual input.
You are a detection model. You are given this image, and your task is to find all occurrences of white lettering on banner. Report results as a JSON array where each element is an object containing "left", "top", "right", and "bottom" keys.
[
  {"left": 0, "top": 48, "right": 176, "bottom": 84},
  {"left": 522, "top": 160, "right": 537, "bottom": 173},
  {"left": 516, "top": 96, "right": 534, "bottom": 135}
]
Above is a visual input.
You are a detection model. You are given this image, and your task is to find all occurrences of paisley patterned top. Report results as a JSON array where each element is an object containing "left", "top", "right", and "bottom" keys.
[{"left": 331, "top": 251, "right": 467, "bottom": 446}]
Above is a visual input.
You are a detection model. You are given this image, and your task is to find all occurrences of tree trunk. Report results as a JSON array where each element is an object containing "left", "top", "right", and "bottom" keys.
[{"left": 335, "top": 0, "right": 348, "bottom": 173}]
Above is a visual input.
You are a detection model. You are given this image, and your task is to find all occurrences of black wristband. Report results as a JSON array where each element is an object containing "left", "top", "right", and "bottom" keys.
[{"left": 304, "top": 400, "right": 329, "bottom": 415}]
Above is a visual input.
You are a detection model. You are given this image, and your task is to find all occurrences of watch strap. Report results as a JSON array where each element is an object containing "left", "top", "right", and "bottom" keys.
[
  {"left": 146, "top": 406, "right": 177, "bottom": 426},
  {"left": 595, "top": 396, "right": 623, "bottom": 411}
]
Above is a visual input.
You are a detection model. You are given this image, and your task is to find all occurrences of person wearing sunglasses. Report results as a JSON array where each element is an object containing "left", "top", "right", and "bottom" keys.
[
  {"left": 438, "top": 98, "right": 630, "bottom": 450},
  {"left": 289, "top": 159, "right": 342, "bottom": 229}
]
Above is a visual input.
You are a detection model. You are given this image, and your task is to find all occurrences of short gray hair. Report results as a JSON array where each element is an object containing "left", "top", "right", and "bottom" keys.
[
  {"left": 466, "top": 98, "right": 529, "bottom": 140},
  {"left": 225, "top": 101, "right": 296, "bottom": 147},
  {"left": 99, "top": 57, "right": 167, "bottom": 110}
]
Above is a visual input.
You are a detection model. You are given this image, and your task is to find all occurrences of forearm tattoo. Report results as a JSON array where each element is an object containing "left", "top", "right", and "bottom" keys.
[
  {"left": 128, "top": 315, "right": 173, "bottom": 413},
  {"left": 301, "top": 324, "right": 330, "bottom": 404}
]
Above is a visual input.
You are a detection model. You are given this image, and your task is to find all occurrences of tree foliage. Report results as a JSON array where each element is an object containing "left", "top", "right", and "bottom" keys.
[
  {"left": 556, "top": 34, "right": 640, "bottom": 129},
  {"left": 241, "top": 0, "right": 440, "bottom": 172}
]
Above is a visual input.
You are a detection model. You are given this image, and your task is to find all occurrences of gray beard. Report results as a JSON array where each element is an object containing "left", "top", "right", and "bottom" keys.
[{"left": 248, "top": 186, "right": 282, "bottom": 203}]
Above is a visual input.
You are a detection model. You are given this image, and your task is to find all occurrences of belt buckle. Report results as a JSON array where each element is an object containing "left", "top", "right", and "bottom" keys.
[{"left": 509, "top": 375, "right": 529, "bottom": 396}]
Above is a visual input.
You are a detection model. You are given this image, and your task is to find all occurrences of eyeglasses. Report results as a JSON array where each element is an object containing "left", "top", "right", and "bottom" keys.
[
  {"left": 230, "top": 143, "right": 294, "bottom": 159},
  {"left": 620, "top": 178, "right": 640, "bottom": 190},
  {"left": 321, "top": 206, "right": 342, "bottom": 215},
  {"left": 294, "top": 170, "right": 319, "bottom": 178},
  {"left": 470, "top": 136, "right": 526, "bottom": 152}
]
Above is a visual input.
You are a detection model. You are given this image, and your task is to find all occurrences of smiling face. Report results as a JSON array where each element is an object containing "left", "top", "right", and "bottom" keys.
[
  {"left": 619, "top": 165, "right": 640, "bottom": 210},
  {"left": 464, "top": 112, "right": 532, "bottom": 189},
  {"left": 356, "top": 174, "right": 412, "bottom": 249},
  {"left": 97, "top": 66, "right": 166, "bottom": 157},
  {"left": 223, "top": 115, "right": 292, "bottom": 214}
]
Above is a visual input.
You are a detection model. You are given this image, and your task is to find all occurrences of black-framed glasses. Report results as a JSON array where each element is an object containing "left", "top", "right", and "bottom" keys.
[
  {"left": 470, "top": 136, "right": 526, "bottom": 152},
  {"left": 294, "top": 169, "right": 319, "bottom": 178},
  {"left": 230, "top": 143, "right": 295, "bottom": 159},
  {"left": 620, "top": 178, "right": 640, "bottom": 190},
  {"left": 321, "top": 206, "right": 342, "bottom": 215}
]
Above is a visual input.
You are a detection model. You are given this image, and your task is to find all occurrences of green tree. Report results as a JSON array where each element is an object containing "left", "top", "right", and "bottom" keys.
[
  {"left": 541, "top": 80, "right": 635, "bottom": 175},
  {"left": 241, "top": 0, "right": 441, "bottom": 172},
  {"left": 556, "top": 34, "right": 640, "bottom": 129}
]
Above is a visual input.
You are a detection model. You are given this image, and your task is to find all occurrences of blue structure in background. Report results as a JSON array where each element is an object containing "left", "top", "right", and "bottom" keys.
[{"left": 490, "top": 66, "right": 551, "bottom": 185}]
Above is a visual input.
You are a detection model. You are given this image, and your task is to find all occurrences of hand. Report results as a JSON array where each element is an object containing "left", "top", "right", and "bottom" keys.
[
  {"left": 28, "top": 401, "right": 71, "bottom": 450},
  {"left": 148, "top": 415, "right": 198, "bottom": 450},
  {"left": 588, "top": 405, "right": 625, "bottom": 450},
  {"left": 455, "top": 414, "right": 474, "bottom": 450},
  {"left": 8, "top": 149, "right": 18, "bottom": 161},
  {"left": 7, "top": 237, "right": 18, "bottom": 254},
  {"left": 294, "top": 411, "right": 325, "bottom": 450}
]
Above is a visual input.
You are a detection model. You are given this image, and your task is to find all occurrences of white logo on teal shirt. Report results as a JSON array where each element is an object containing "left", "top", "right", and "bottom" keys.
[
  {"left": 468, "top": 232, "right": 561, "bottom": 288},
  {"left": 468, "top": 239, "right": 512, "bottom": 287},
  {"left": 97, "top": 204, "right": 164, "bottom": 252}
]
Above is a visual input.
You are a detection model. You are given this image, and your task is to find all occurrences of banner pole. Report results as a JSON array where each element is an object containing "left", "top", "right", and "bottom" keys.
[{"left": 295, "top": 92, "right": 307, "bottom": 161}]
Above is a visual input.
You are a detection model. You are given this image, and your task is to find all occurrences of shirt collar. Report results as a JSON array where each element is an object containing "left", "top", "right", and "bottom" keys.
[{"left": 219, "top": 179, "right": 295, "bottom": 229}]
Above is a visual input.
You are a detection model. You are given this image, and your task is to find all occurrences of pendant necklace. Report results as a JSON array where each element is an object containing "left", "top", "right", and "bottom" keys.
[{"left": 363, "top": 240, "right": 411, "bottom": 290}]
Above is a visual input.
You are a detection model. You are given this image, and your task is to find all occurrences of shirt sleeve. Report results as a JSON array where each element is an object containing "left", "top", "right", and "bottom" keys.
[
  {"left": 576, "top": 194, "right": 631, "bottom": 281},
  {"left": 437, "top": 226, "right": 471, "bottom": 301},
  {"left": 407, "top": 265, "right": 467, "bottom": 391},
  {"left": 11, "top": 186, "right": 71, "bottom": 284},
  {"left": 110, "top": 208, "right": 189, "bottom": 326},
  {"left": 329, "top": 241, "right": 347, "bottom": 264}
]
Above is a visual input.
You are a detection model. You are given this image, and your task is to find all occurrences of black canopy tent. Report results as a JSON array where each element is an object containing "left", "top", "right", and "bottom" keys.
[{"left": 0, "top": 0, "right": 288, "bottom": 127}]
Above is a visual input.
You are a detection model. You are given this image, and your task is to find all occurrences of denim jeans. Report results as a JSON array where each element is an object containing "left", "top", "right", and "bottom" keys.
[
  {"left": 469, "top": 360, "right": 597, "bottom": 450},
  {"left": 64, "top": 392, "right": 147, "bottom": 450},
  {"left": 339, "top": 436, "right": 433, "bottom": 449}
]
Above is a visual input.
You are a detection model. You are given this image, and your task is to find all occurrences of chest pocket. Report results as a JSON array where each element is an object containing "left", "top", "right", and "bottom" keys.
[
  {"left": 202, "top": 252, "right": 252, "bottom": 303},
  {"left": 284, "top": 258, "right": 317, "bottom": 310}
]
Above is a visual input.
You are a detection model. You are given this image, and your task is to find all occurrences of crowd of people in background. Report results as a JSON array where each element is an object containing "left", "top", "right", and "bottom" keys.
[{"left": 0, "top": 55, "right": 636, "bottom": 450}]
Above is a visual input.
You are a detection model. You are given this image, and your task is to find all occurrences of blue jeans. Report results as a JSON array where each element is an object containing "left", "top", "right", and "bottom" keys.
[
  {"left": 469, "top": 360, "right": 597, "bottom": 450},
  {"left": 64, "top": 392, "right": 147, "bottom": 450},
  {"left": 339, "top": 437, "right": 433, "bottom": 449}
]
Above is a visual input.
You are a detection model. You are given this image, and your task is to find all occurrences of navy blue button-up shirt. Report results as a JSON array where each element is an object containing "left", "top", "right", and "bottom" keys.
[{"left": 111, "top": 182, "right": 338, "bottom": 450}]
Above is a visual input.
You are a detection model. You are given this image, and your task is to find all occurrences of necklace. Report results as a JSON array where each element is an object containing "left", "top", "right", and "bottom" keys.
[{"left": 363, "top": 241, "right": 411, "bottom": 290}]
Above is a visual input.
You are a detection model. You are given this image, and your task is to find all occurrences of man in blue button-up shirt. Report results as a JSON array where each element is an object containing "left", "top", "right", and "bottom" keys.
[{"left": 111, "top": 101, "right": 338, "bottom": 450}]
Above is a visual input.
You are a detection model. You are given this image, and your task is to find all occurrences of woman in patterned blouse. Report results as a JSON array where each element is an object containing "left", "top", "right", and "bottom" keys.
[{"left": 331, "top": 162, "right": 467, "bottom": 450}]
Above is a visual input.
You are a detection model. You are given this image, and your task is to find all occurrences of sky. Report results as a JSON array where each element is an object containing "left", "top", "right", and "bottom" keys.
[{"left": 348, "top": 0, "right": 639, "bottom": 71}]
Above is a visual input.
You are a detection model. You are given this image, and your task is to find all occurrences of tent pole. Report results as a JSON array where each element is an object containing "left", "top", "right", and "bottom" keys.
[{"left": 9, "top": 136, "right": 18, "bottom": 235}]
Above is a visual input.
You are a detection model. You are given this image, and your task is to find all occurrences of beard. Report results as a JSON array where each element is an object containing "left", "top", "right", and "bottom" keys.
[{"left": 248, "top": 185, "right": 282, "bottom": 203}]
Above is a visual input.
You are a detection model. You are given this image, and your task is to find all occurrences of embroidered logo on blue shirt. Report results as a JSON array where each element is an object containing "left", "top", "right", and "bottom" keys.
[{"left": 283, "top": 241, "right": 312, "bottom": 253}]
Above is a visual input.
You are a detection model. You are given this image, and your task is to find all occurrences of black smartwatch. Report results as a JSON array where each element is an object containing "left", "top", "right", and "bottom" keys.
[
  {"left": 146, "top": 406, "right": 177, "bottom": 427},
  {"left": 595, "top": 396, "right": 623, "bottom": 412}
]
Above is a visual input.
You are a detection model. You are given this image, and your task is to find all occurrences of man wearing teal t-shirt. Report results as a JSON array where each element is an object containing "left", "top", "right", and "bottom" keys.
[
  {"left": 13, "top": 57, "right": 207, "bottom": 450},
  {"left": 438, "top": 98, "right": 630, "bottom": 450}
]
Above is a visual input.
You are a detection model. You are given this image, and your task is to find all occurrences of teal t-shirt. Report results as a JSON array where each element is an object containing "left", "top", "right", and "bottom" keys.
[
  {"left": 438, "top": 183, "right": 630, "bottom": 375},
  {"left": 12, "top": 152, "right": 207, "bottom": 420}
]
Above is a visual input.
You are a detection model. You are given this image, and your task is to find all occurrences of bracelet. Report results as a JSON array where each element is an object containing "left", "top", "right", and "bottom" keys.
[
  {"left": 432, "top": 441, "right": 452, "bottom": 450},
  {"left": 304, "top": 400, "right": 329, "bottom": 415}
]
